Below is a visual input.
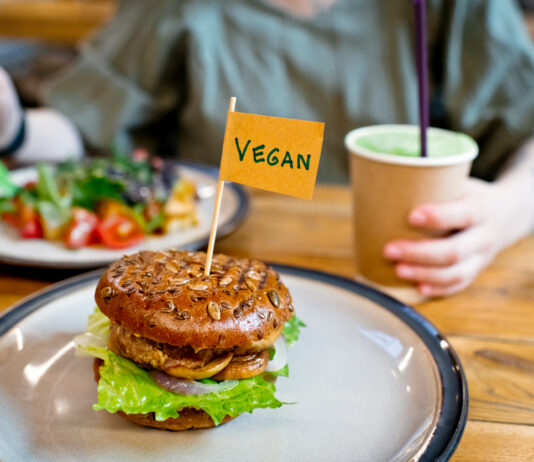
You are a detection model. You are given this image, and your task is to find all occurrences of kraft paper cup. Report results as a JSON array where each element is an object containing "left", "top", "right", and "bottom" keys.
[{"left": 345, "top": 125, "right": 478, "bottom": 304}]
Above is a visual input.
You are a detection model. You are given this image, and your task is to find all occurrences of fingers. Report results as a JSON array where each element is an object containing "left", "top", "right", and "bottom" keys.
[
  {"left": 408, "top": 196, "right": 484, "bottom": 231},
  {"left": 384, "top": 225, "right": 495, "bottom": 266},
  {"left": 394, "top": 252, "right": 487, "bottom": 287},
  {"left": 382, "top": 179, "right": 498, "bottom": 297},
  {"left": 384, "top": 224, "right": 496, "bottom": 297},
  {"left": 417, "top": 280, "right": 472, "bottom": 297}
]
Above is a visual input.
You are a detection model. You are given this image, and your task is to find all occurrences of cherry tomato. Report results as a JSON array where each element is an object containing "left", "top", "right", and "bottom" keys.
[
  {"left": 151, "top": 156, "right": 164, "bottom": 170},
  {"left": 1, "top": 210, "right": 18, "bottom": 227},
  {"left": 20, "top": 203, "right": 43, "bottom": 239},
  {"left": 23, "top": 181, "right": 37, "bottom": 191},
  {"left": 21, "top": 217, "right": 42, "bottom": 239},
  {"left": 132, "top": 148, "right": 149, "bottom": 162},
  {"left": 95, "top": 215, "right": 145, "bottom": 249},
  {"left": 65, "top": 207, "right": 99, "bottom": 249}
]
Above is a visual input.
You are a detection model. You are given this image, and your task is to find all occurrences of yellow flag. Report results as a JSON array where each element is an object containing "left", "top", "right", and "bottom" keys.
[{"left": 219, "top": 111, "right": 324, "bottom": 200}]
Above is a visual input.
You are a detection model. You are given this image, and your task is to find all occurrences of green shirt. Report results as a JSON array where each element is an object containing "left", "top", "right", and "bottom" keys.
[{"left": 45, "top": 0, "right": 534, "bottom": 182}]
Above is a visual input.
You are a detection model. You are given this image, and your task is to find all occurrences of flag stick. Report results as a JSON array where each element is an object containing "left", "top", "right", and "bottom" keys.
[{"left": 204, "top": 96, "right": 236, "bottom": 276}]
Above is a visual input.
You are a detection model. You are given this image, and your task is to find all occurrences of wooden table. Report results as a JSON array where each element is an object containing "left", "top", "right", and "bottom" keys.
[
  {"left": 1, "top": 185, "right": 534, "bottom": 460},
  {"left": 0, "top": 0, "right": 116, "bottom": 45},
  {"left": 0, "top": 3, "right": 532, "bottom": 47}
]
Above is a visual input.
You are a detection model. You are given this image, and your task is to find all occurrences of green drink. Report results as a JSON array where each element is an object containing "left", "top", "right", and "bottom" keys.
[
  {"left": 345, "top": 125, "right": 478, "bottom": 301},
  {"left": 354, "top": 129, "right": 476, "bottom": 159}
]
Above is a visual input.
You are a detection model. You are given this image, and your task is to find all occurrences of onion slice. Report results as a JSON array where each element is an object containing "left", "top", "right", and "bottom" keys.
[
  {"left": 150, "top": 370, "right": 238, "bottom": 395},
  {"left": 264, "top": 335, "right": 288, "bottom": 372}
]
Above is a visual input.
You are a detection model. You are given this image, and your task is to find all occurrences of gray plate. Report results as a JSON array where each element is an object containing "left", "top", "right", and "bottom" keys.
[{"left": 0, "top": 266, "right": 467, "bottom": 461}]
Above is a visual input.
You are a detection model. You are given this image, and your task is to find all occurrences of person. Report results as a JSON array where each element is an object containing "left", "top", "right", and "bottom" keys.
[{"left": 1, "top": 0, "right": 533, "bottom": 297}]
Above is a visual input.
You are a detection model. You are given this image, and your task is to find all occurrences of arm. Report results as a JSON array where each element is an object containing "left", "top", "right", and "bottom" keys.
[
  {"left": 494, "top": 138, "right": 534, "bottom": 246},
  {"left": 383, "top": 142, "right": 534, "bottom": 297},
  {"left": 3, "top": 0, "right": 185, "bottom": 161},
  {"left": 0, "top": 68, "right": 83, "bottom": 163},
  {"left": 382, "top": 0, "right": 534, "bottom": 297},
  {"left": 42, "top": 1, "right": 186, "bottom": 156}
]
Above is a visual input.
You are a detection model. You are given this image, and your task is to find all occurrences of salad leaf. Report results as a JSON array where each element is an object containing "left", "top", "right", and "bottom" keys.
[
  {"left": 35, "top": 200, "right": 70, "bottom": 227},
  {"left": 72, "top": 176, "right": 124, "bottom": 209},
  {"left": 283, "top": 315, "right": 306, "bottom": 347},
  {"left": 75, "top": 307, "right": 284, "bottom": 425},
  {"left": 129, "top": 203, "right": 165, "bottom": 234},
  {"left": 110, "top": 144, "right": 154, "bottom": 184},
  {"left": 18, "top": 189, "right": 37, "bottom": 206},
  {"left": 0, "top": 162, "right": 19, "bottom": 198},
  {"left": 95, "top": 351, "right": 283, "bottom": 425},
  {"left": 0, "top": 198, "right": 14, "bottom": 213},
  {"left": 34, "top": 164, "right": 71, "bottom": 227},
  {"left": 36, "top": 164, "right": 67, "bottom": 207}
]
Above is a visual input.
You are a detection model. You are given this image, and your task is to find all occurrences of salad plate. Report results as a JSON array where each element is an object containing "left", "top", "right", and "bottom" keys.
[
  {"left": 0, "top": 162, "right": 249, "bottom": 268},
  {"left": 0, "top": 266, "right": 467, "bottom": 462}
]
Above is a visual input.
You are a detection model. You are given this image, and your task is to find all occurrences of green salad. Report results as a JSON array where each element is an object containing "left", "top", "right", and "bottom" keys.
[{"left": 0, "top": 151, "right": 198, "bottom": 249}]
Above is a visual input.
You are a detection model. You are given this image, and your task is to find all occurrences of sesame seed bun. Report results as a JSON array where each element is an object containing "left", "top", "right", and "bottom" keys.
[
  {"left": 95, "top": 250, "right": 294, "bottom": 349},
  {"left": 116, "top": 409, "right": 235, "bottom": 431}
]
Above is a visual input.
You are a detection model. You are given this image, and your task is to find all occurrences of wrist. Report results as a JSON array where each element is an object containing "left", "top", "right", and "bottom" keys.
[
  {"left": 0, "top": 111, "right": 25, "bottom": 157},
  {"left": 14, "top": 108, "right": 83, "bottom": 163},
  {"left": 494, "top": 173, "right": 534, "bottom": 248}
]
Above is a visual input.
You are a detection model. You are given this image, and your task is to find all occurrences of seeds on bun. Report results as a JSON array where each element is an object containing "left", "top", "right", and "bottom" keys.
[{"left": 95, "top": 250, "right": 293, "bottom": 349}]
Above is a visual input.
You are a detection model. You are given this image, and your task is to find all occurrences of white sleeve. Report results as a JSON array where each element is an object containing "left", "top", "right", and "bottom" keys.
[
  {"left": 0, "top": 67, "right": 83, "bottom": 163},
  {"left": 15, "top": 108, "right": 84, "bottom": 163}
]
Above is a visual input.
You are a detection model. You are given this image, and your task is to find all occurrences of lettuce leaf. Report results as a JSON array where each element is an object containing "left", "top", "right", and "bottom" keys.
[
  {"left": 75, "top": 307, "right": 284, "bottom": 426},
  {"left": 94, "top": 351, "right": 283, "bottom": 425},
  {"left": 283, "top": 315, "right": 306, "bottom": 347},
  {"left": 73, "top": 307, "right": 109, "bottom": 360},
  {"left": 86, "top": 306, "right": 110, "bottom": 338},
  {"left": 267, "top": 364, "right": 289, "bottom": 377}
]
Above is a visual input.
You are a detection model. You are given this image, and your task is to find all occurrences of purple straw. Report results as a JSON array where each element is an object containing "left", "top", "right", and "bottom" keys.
[{"left": 413, "top": 0, "right": 429, "bottom": 157}]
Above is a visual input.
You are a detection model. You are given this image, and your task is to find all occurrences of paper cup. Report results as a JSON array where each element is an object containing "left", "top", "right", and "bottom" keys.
[{"left": 345, "top": 125, "right": 478, "bottom": 301}]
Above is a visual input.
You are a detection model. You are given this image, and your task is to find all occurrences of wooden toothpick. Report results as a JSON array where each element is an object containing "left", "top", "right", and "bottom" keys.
[{"left": 204, "top": 96, "right": 236, "bottom": 276}]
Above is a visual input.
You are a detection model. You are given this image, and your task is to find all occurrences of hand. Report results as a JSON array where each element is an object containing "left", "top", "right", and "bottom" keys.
[
  {"left": 0, "top": 67, "right": 23, "bottom": 150},
  {"left": 383, "top": 178, "right": 510, "bottom": 297}
]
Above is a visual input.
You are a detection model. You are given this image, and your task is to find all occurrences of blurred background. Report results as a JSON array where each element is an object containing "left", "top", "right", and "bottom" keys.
[
  {"left": 1, "top": 0, "right": 533, "bottom": 111},
  {"left": 0, "top": 0, "right": 114, "bottom": 108}
]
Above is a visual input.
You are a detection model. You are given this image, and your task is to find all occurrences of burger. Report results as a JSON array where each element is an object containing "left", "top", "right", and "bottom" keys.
[{"left": 75, "top": 249, "right": 304, "bottom": 430}]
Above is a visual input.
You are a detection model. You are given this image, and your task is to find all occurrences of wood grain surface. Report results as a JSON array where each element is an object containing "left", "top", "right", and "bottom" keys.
[
  {"left": 1, "top": 185, "right": 533, "bottom": 460},
  {"left": 0, "top": 0, "right": 116, "bottom": 45}
]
